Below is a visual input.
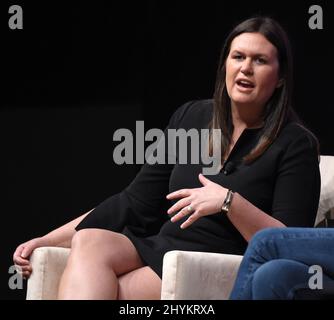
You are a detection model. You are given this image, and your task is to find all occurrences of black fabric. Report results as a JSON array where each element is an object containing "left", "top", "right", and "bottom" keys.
[
  {"left": 75, "top": 99, "right": 321, "bottom": 278},
  {"left": 294, "top": 286, "right": 334, "bottom": 300}
]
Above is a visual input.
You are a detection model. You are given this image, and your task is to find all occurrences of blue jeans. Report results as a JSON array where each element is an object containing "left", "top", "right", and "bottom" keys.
[{"left": 229, "top": 227, "right": 334, "bottom": 300}]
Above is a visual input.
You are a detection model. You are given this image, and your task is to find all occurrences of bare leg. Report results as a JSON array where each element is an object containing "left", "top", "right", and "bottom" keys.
[
  {"left": 58, "top": 229, "right": 144, "bottom": 299},
  {"left": 118, "top": 266, "right": 162, "bottom": 300}
]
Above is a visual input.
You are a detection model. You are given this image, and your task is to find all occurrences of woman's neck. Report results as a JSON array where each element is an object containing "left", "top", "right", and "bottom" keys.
[{"left": 231, "top": 103, "right": 264, "bottom": 130}]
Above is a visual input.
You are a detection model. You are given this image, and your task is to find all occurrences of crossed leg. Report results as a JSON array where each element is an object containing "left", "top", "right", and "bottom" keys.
[{"left": 58, "top": 228, "right": 160, "bottom": 299}]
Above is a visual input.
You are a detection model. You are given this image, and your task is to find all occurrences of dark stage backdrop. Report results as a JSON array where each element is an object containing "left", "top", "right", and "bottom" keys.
[{"left": 2, "top": 0, "right": 333, "bottom": 299}]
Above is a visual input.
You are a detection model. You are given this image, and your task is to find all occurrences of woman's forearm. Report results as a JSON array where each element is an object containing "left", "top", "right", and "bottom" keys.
[
  {"left": 227, "top": 193, "right": 285, "bottom": 242},
  {"left": 42, "top": 209, "right": 93, "bottom": 248}
]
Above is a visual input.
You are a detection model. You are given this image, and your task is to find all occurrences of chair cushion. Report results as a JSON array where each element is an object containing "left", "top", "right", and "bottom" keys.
[{"left": 316, "top": 156, "right": 334, "bottom": 225}]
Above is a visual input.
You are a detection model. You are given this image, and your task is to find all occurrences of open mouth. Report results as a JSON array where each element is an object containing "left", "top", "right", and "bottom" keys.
[{"left": 236, "top": 80, "right": 255, "bottom": 89}]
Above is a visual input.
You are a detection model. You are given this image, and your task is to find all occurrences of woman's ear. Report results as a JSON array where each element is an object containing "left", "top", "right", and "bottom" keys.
[{"left": 276, "top": 79, "right": 284, "bottom": 88}]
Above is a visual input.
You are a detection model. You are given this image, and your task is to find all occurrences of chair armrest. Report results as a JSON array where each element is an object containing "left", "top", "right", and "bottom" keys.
[
  {"left": 26, "top": 247, "right": 70, "bottom": 300},
  {"left": 161, "top": 250, "right": 243, "bottom": 300}
]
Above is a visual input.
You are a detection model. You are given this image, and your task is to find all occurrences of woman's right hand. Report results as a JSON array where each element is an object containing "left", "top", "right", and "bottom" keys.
[{"left": 13, "top": 237, "right": 52, "bottom": 279}]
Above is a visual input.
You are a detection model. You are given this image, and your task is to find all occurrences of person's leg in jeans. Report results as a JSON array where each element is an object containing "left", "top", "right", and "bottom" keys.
[
  {"left": 250, "top": 259, "right": 334, "bottom": 299},
  {"left": 229, "top": 227, "right": 334, "bottom": 300}
]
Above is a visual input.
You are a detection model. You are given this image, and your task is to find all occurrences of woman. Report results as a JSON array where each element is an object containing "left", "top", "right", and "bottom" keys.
[
  {"left": 13, "top": 17, "right": 320, "bottom": 299},
  {"left": 229, "top": 227, "right": 334, "bottom": 300}
]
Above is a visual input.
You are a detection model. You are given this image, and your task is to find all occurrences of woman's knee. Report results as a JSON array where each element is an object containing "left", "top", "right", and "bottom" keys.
[
  {"left": 251, "top": 227, "right": 284, "bottom": 245},
  {"left": 244, "top": 228, "right": 283, "bottom": 260},
  {"left": 251, "top": 227, "right": 320, "bottom": 246},
  {"left": 70, "top": 228, "right": 144, "bottom": 275},
  {"left": 71, "top": 229, "right": 91, "bottom": 248},
  {"left": 71, "top": 228, "right": 118, "bottom": 250},
  {"left": 69, "top": 229, "right": 116, "bottom": 266}
]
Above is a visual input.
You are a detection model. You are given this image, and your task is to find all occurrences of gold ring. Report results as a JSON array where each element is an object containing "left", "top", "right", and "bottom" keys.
[{"left": 187, "top": 206, "right": 193, "bottom": 212}]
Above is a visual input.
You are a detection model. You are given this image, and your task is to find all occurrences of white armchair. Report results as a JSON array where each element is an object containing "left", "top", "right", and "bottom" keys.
[
  {"left": 26, "top": 155, "right": 334, "bottom": 300},
  {"left": 26, "top": 247, "right": 70, "bottom": 300},
  {"left": 161, "top": 251, "right": 243, "bottom": 299},
  {"left": 26, "top": 247, "right": 242, "bottom": 300}
]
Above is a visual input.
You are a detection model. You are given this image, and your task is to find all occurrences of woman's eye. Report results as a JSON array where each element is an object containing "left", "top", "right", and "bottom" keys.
[
  {"left": 255, "top": 58, "right": 266, "bottom": 64},
  {"left": 233, "top": 55, "right": 243, "bottom": 61}
]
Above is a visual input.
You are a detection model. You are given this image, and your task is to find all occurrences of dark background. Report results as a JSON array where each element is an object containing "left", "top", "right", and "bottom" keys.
[{"left": 2, "top": 0, "right": 333, "bottom": 300}]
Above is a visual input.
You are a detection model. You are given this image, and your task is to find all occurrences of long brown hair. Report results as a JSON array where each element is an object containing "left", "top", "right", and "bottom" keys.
[{"left": 210, "top": 16, "right": 300, "bottom": 163}]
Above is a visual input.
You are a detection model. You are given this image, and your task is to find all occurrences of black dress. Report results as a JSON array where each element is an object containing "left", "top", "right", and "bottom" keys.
[{"left": 75, "top": 99, "right": 321, "bottom": 278}]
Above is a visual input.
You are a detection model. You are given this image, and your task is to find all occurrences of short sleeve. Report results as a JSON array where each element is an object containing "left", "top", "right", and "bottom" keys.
[
  {"left": 75, "top": 101, "right": 195, "bottom": 236},
  {"left": 271, "top": 130, "right": 320, "bottom": 227}
]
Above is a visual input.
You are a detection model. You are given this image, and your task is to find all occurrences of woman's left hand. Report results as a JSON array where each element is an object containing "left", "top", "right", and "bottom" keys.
[{"left": 166, "top": 173, "right": 228, "bottom": 229}]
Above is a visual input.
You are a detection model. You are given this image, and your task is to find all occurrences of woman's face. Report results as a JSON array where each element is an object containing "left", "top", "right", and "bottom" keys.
[{"left": 225, "top": 32, "right": 281, "bottom": 111}]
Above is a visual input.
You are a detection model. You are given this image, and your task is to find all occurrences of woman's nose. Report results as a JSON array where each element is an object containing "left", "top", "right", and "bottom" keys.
[{"left": 240, "top": 58, "right": 253, "bottom": 75}]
